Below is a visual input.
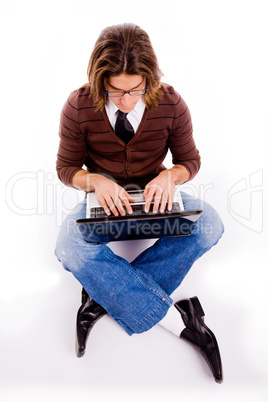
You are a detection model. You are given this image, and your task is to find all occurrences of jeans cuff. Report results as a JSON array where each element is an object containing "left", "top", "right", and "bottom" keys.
[{"left": 118, "top": 293, "right": 173, "bottom": 336}]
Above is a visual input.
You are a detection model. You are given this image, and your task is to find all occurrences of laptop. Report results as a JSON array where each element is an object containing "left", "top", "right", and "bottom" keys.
[{"left": 76, "top": 186, "right": 203, "bottom": 242}]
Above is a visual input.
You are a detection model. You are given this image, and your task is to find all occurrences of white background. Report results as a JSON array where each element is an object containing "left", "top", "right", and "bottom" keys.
[{"left": 1, "top": 0, "right": 268, "bottom": 401}]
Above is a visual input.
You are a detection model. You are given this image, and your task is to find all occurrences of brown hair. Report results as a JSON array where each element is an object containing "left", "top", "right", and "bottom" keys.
[{"left": 85, "top": 23, "right": 163, "bottom": 111}]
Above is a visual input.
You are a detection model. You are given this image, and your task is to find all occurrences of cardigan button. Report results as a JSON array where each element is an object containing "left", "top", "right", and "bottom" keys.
[
  {"left": 126, "top": 145, "right": 129, "bottom": 150},
  {"left": 126, "top": 166, "right": 130, "bottom": 170}
]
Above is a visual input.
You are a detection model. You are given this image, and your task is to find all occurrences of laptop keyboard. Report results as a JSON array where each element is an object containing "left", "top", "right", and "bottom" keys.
[{"left": 91, "top": 202, "right": 181, "bottom": 218}]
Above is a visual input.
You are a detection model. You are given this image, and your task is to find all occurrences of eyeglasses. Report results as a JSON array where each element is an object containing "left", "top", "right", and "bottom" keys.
[{"left": 105, "top": 88, "right": 147, "bottom": 97}]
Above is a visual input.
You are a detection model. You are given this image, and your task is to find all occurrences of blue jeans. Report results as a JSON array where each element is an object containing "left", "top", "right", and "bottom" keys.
[{"left": 55, "top": 192, "right": 224, "bottom": 336}]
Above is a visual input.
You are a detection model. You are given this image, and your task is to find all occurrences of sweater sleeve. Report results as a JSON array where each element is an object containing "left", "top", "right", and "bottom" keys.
[
  {"left": 56, "top": 91, "right": 86, "bottom": 187},
  {"left": 168, "top": 94, "right": 201, "bottom": 180}
]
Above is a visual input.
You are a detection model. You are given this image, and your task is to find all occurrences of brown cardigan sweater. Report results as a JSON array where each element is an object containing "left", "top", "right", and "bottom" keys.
[{"left": 56, "top": 84, "right": 200, "bottom": 189}]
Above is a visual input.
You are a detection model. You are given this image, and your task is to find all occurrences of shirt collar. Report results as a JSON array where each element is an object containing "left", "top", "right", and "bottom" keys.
[
  {"left": 105, "top": 97, "right": 118, "bottom": 116},
  {"left": 133, "top": 97, "right": 146, "bottom": 116},
  {"left": 106, "top": 97, "right": 145, "bottom": 116}
]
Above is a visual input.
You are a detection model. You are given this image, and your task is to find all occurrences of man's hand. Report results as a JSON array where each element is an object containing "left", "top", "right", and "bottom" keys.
[
  {"left": 92, "top": 175, "right": 135, "bottom": 216},
  {"left": 72, "top": 170, "right": 135, "bottom": 216},
  {"left": 143, "top": 165, "right": 190, "bottom": 213}
]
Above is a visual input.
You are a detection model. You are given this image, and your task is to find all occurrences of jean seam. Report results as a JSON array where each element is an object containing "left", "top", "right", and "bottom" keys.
[
  {"left": 104, "top": 246, "right": 167, "bottom": 300},
  {"left": 129, "top": 300, "right": 171, "bottom": 332}
]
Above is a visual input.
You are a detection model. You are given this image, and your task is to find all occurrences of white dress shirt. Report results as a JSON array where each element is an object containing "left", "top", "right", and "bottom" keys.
[{"left": 105, "top": 97, "right": 146, "bottom": 134}]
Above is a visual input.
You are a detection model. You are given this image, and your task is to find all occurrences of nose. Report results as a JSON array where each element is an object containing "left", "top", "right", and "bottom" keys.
[{"left": 120, "top": 93, "right": 132, "bottom": 106}]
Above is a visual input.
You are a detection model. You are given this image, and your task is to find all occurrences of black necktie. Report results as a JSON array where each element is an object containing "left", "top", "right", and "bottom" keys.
[{"left": 115, "top": 110, "right": 134, "bottom": 144}]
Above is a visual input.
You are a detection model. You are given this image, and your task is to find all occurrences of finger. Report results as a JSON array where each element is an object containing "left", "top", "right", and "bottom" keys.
[
  {"left": 143, "top": 183, "right": 154, "bottom": 203},
  {"left": 159, "top": 191, "right": 168, "bottom": 213},
  {"left": 114, "top": 197, "right": 126, "bottom": 216},
  {"left": 120, "top": 195, "right": 133, "bottom": 215},
  {"left": 126, "top": 193, "right": 136, "bottom": 202},
  {"left": 98, "top": 197, "right": 111, "bottom": 216},
  {"left": 144, "top": 188, "right": 155, "bottom": 213},
  {"left": 143, "top": 186, "right": 149, "bottom": 198},
  {"left": 117, "top": 189, "right": 134, "bottom": 214},
  {"left": 167, "top": 188, "right": 175, "bottom": 211},
  {"left": 152, "top": 192, "right": 162, "bottom": 213},
  {"left": 105, "top": 196, "right": 119, "bottom": 216},
  {"left": 116, "top": 188, "right": 135, "bottom": 214}
]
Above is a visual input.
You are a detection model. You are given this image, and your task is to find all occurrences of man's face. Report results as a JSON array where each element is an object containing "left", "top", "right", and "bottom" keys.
[{"left": 104, "top": 74, "right": 145, "bottom": 113}]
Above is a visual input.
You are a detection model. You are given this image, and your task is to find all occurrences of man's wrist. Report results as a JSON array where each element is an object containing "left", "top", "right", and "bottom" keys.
[
  {"left": 72, "top": 170, "right": 99, "bottom": 192},
  {"left": 169, "top": 165, "right": 190, "bottom": 185},
  {"left": 87, "top": 173, "right": 99, "bottom": 191}
]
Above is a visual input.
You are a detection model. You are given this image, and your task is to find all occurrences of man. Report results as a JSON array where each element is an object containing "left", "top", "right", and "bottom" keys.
[{"left": 55, "top": 23, "right": 224, "bottom": 383}]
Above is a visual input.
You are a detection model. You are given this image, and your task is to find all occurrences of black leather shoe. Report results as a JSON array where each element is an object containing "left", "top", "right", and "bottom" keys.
[
  {"left": 75, "top": 288, "right": 107, "bottom": 358},
  {"left": 175, "top": 296, "right": 223, "bottom": 383}
]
